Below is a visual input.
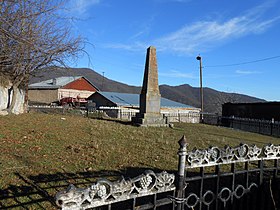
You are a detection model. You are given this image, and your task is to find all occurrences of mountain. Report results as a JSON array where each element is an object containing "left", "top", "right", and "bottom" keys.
[
  {"left": 160, "top": 84, "right": 265, "bottom": 113},
  {"left": 30, "top": 67, "right": 141, "bottom": 94},
  {"left": 29, "top": 67, "right": 265, "bottom": 114}
]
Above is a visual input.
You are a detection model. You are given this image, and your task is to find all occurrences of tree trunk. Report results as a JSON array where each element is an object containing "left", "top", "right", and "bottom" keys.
[
  {"left": 0, "top": 84, "right": 10, "bottom": 115},
  {"left": 6, "top": 84, "right": 25, "bottom": 115}
]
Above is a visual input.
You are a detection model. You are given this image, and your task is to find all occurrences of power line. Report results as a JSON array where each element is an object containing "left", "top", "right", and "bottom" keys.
[{"left": 205, "top": 55, "right": 280, "bottom": 68}]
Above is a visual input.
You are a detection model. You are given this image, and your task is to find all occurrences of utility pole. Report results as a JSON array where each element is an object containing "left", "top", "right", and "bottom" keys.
[{"left": 196, "top": 55, "right": 204, "bottom": 122}]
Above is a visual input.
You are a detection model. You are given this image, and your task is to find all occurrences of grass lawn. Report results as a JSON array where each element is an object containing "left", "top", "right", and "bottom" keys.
[{"left": 0, "top": 112, "right": 279, "bottom": 209}]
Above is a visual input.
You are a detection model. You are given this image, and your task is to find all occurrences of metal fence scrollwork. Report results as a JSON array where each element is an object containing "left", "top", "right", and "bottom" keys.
[
  {"left": 55, "top": 137, "right": 280, "bottom": 210},
  {"left": 186, "top": 143, "right": 280, "bottom": 168},
  {"left": 55, "top": 170, "right": 175, "bottom": 210},
  {"left": 174, "top": 140, "right": 280, "bottom": 210}
]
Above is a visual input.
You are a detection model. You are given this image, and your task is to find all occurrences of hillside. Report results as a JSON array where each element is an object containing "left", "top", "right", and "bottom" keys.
[
  {"left": 159, "top": 84, "right": 265, "bottom": 113},
  {"left": 30, "top": 67, "right": 265, "bottom": 113},
  {"left": 30, "top": 67, "right": 141, "bottom": 94}
]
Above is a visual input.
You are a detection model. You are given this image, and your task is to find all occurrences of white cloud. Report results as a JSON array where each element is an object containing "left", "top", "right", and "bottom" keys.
[
  {"left": 103, "top": 42, "right": 147, "bottom": 52},
  {"left": 235, "top": 70, "right": 261, "bottom": 75},
  {"left": 104, "top": 1, "right": 280, "bottom": 55},
  {"left": 155, "top": 3, "right": 280, "bottom": 55},
  {"left": 159, "top": 70, "right": 196, "bottom": 78},
  {"left": 69, "top": 0, "right": 100, "bottom": 14}
]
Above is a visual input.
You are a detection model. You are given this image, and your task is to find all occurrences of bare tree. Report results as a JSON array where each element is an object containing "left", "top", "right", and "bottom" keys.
[{"left": 0, "top": 0, "right": 85, "bottom": 114}]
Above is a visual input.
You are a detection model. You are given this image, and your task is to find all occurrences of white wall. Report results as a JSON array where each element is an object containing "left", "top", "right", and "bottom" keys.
[{"left": 59, "top": 89, "right": 95, "bottom": 99}]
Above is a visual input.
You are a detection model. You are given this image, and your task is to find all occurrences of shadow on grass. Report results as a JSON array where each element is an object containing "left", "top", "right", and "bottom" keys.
[
  {"left": 1, "top": 166, "right": 279, "bottom": 210},
  {"left": 0, "top": 167, "right": 173, "bottom": 209}
]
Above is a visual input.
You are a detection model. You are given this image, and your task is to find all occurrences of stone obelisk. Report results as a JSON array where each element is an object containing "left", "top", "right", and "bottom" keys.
[{"left": 132, "top": 46, "right": 167, "bottom": 126}]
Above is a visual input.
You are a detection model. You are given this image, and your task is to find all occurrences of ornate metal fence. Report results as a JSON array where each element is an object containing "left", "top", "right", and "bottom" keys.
[
  {"left": 173, "top": 136, "right": 280, "bottom": 210},
  {"left": 55, "top": 170, "right": 176, "bottom": 210},
  {"left": 55, "top": 137, "right": 280, "bottom": 210}
]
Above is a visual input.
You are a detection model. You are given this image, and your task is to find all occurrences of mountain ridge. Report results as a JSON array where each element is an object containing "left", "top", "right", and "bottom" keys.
[{"left": 30, "top": 67, "right": 265, "bottom": 113}]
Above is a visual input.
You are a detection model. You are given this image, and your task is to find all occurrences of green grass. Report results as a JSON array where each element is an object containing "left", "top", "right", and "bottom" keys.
[{"left": 0, "top": 113, "right": 279, "bottom": 209}]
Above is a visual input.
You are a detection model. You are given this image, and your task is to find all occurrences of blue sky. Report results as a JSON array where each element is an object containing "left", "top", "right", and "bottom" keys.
[{"left": 66, "top": 0, "right": 280, "bottom": 101}]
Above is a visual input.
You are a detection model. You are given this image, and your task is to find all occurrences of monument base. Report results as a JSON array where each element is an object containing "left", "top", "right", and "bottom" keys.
[{"left": 132, "top": 113, "right": 169, "bottom": 127}]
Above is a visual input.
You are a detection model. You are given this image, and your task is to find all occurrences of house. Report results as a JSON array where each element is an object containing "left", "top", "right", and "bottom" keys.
[
  {"left": 87, "top": 91, "right": 200, "bottom": 123},
  {"left": 28, "top": 76, "right": 99, "bottom": 105}
]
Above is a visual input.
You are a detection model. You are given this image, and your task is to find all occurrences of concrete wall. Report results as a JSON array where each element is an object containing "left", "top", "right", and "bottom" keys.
[{"left": 29, "top": 89, "right": 58, "bottom": 104}]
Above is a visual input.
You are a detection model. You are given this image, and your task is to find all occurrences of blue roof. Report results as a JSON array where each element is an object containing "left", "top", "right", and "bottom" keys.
[{"left": 99, "top": 92, "right": 196, "bottom": 108}]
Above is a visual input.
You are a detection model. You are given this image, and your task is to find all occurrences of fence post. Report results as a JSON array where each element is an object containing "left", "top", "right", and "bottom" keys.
[
  {"left": 270, "top": 118, "right": 274, "bottom": 136},
  {"left": 176, "top": 135, "right": 187, "bottom": 210}
]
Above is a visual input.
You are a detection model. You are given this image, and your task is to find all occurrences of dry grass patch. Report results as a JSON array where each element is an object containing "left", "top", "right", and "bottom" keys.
[{"left": 0, "top": 113, "right": 279, "bottom": 209}]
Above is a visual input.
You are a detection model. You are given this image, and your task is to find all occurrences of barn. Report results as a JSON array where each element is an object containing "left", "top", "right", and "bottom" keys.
[
  {"left": 28, "top": 76, "right": 99, "bottom": 105},
  {"left": 87, "top": 91, "right": 200, "bottom": 123}
]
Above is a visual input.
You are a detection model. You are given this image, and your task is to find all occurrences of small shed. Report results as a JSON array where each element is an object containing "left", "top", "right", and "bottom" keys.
[
  {"left": 28, "top": 76, "right": 99, "bottom": 104},
  {"left": 87, "top": 91, "right": 200, "bottom": 123}
]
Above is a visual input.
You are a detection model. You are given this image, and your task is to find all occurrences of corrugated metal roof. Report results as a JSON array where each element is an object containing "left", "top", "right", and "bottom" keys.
[
  {"left": 29, "top": 76, "right": 83, "bottom": 89},
  {"left": 99, "top": 92, "right": 197, "bottom": 108}
]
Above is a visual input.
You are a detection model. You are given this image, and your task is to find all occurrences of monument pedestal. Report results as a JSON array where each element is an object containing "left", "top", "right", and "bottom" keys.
[{"left": 132, "top": 113, "right": 168, "bottom": 127}]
